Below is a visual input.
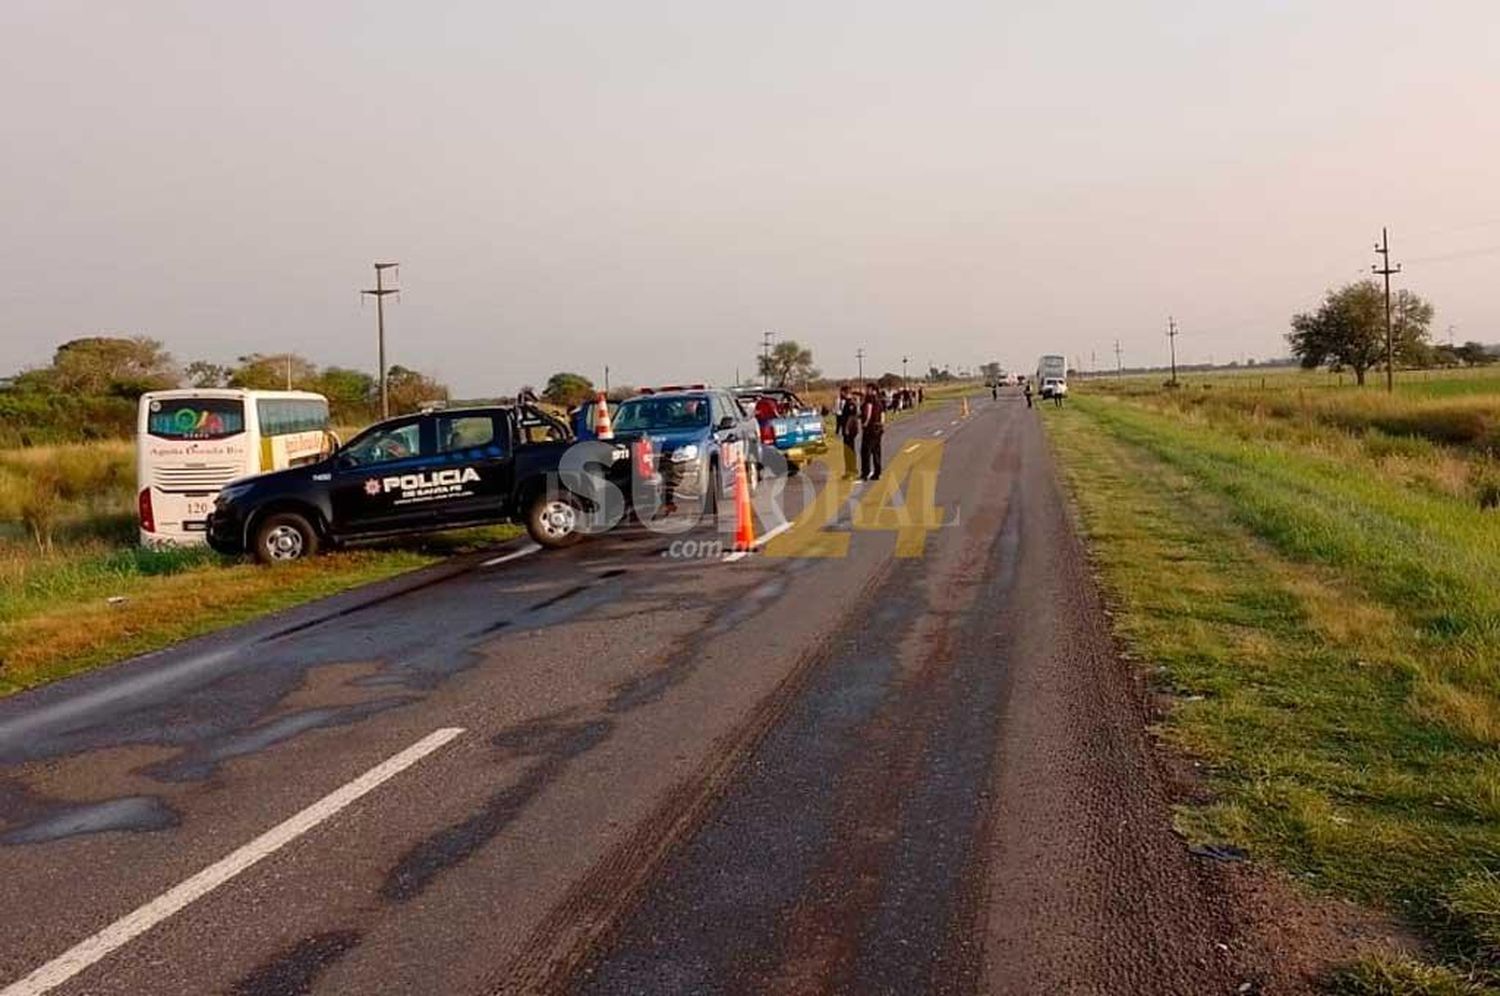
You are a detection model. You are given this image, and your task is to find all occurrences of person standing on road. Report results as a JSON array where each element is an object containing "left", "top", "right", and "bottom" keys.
[
  {"left": 836, "top": 384, "right": 861, "bottom": 479},
  {"left": 1023, "top": 381, "right": 1033, "bottom": 409},
  {"left": 991, "top": 382, "right": 998, "bottom": 401},
  {"left": 860, "top": 383, "right": 885, "bottom": 481}
]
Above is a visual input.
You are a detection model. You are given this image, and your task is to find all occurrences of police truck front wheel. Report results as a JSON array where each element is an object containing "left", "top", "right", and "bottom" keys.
[
  {"left": 527, "top": 493, "right": 584, "bottom": 549},
  {"left": 253, "top": 512, "right": 319, "bottom": 564}
]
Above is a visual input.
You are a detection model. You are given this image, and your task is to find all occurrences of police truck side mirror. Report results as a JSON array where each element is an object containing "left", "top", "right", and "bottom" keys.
[{"left": 717, "top": 416, "right": 736, "bottom": 431}]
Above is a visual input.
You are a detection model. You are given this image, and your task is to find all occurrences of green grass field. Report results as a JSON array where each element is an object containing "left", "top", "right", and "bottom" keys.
[
  {"left": 1047, "top": 367, "right": 1500, "bottom": 993},
  {"left": 0, "top": 440, "right": 518, "bottom": 697}
]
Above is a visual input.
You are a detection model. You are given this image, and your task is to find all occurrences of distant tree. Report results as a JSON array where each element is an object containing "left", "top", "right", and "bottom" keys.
[
  {"left": 542, "top": 372, "right": 596, "bottom": 408},
  {"left": 228, "top": 353, "right": 319, "bottom": 390},
  {"left": 185, "top": 361, "right": 230, "bottom": 388},
  {"left": 49, "top": 336, "right": 178, "bottom": 397},
  {"left": 757, "top": 341, "right": 816, "bottom": 388},
  {"left": 386, "top": 365, "right": 449, "bottom": 413},
  {"left": 1287, "top": 281, "right": 1433, "bottom": 386},
  {"left": 314, "top": 367, "right": 376, "bottom": 407},
  {"left": 979, "top": 361, "right": 1003, "bottom": 381},
  {"left": 1457, "top": 341, "right": 1498, "bottom": 367},
  {"left": 876, "top": 372, "right": 904, "bottom": 389}
]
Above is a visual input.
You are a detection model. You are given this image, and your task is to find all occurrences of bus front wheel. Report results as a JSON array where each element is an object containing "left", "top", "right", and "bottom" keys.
[{"left": 253, "top": 512, "right": 320, "bottom": 564}]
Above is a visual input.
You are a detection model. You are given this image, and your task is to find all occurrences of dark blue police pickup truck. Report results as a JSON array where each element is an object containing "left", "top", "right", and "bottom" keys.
[{"left": 208, "top": 404, "right": 656, "bottom": 563}]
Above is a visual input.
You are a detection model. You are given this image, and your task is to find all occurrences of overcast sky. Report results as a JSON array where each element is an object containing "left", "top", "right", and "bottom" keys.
[{"left": 4, "top": 0, "right": 1499, "bottom": 392}]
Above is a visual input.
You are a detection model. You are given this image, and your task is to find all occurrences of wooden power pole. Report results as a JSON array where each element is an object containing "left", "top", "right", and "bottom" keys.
[
  {"left": 1373, "top": 227, "right": 1402, "bottom": 393},
  {"left": 362, "top": 262, "right": 400, "bottom": 418}
]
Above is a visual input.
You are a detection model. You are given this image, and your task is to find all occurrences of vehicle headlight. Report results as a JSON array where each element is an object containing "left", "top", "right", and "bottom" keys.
[{"left": 669, "top": 444, "right": 700, "bottom": 463}]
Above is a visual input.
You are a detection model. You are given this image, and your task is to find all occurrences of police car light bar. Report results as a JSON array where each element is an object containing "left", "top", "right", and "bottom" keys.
[{"left": 636, "top": 384, "right": 708, "bottom": 395}]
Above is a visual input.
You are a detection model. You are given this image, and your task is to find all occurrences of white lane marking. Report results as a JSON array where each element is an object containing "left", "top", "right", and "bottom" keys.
[
  {"left": 931, "top": 429, "right": 944, "bottom": 436},
  {"left": 902, "top": 443, "right": 920, "bottom": 453},
  {"left": 721, "top": 519, "right": 795, "bottom": 562},
  {"left": 1, "top": 727, "right": 466, "bottom": 996},
  {"left": 482, "top": 542, "right": 542, "bottom": 567},
  {"left": 949, "top": 420, "right": 959, "bottom": 425}
]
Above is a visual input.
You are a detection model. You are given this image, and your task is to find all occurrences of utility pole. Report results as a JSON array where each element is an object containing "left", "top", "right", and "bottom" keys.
[
  {"left": 1114, "top": 338, "right": 1123, "bottom": 377},
  {"left": 604, "top": 365, "right": 610, "bottom": 395},
  {"left": 285, "top": 354, "right": 292, "bottom": 390},
  {"left": 1373, "top": 227, "right": 1401, "bottom": 393},
  {"left": 362, "top": 262, "right": 400, "bottom": 418},
  {"left": 902, "top": 355, "right": 909, "bottom": 388},
  {"left": 760, "top": 331, "right": 775, "bottom": 388},
  {"left": 856, "top": 348, "right": 865, "bottom": 383},
  {"left": 1167, "top": 316, "right": 1179, "bottom": 386}
]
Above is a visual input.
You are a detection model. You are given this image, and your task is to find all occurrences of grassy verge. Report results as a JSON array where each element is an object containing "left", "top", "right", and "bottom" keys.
[
  {"left": 1045, "top": 393, "right": 1500, "bottom": 994},
  {"left": 0, "top": 524, "right": 520, "bottom": 697}
]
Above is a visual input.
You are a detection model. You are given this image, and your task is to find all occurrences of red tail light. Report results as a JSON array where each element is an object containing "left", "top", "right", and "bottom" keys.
[
  {"left": 633, "top": 438, "right": 656, "bottom": 478},
  {"left": 760, "top": 423, "right": 775, "bottom": 444},
  {"left": 138, "top": 488, "right": 155, "bottom": 533}
]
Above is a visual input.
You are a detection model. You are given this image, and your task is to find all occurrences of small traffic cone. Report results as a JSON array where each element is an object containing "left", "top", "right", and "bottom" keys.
[
  {"left": 961, "top": 396, "right": 970, "bottom": 417},
  {"left": 593, "top": 391, "right": 614, "bottom": 440},
  {"left": 732, "top": 451, "right": 756, "bottom": 552}
]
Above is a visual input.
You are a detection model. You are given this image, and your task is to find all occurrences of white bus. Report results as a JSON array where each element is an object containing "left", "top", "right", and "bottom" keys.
[
  {"left": 137, "top": 389, "right": 333, "bottom": 546},
  {"left": 1036, "top": 354, "right": 1068, "bottom": 398}
]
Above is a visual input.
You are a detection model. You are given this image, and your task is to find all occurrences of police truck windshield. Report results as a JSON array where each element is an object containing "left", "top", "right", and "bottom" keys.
[{"left": 613, "top": 397, "right": 710, "bottom": 432}]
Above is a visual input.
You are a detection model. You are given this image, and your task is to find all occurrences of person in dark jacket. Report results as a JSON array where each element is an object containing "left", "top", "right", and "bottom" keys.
[
  {"left": 1023, "top": 381, "right": 1034, "bottom": 409},
  {"left": 860, "top": 384, "right": 885, "bottom": 481},
  {"left": 836, "top": 384, "right": 860, "bottom": 479}
]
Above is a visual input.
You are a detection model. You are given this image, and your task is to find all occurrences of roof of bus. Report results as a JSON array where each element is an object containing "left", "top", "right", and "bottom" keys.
[{"left": 139, "top": 389, "right": 329, "bottom": 404}]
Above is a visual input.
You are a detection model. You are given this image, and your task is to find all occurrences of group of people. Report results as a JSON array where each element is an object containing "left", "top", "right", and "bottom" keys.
[{"left": 834, "top": 383, "right": 908, "bottom": 481}]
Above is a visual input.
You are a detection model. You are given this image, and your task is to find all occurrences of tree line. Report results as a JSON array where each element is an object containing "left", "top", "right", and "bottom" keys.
[{"left": 0, "top": 336, "right": 449, "bottom": 445}]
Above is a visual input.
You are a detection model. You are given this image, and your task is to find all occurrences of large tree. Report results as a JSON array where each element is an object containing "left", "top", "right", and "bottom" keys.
[
  {"left": 758, "top": 340, "right": 818, "bottom": 388},
  {"left": 184, "top": 361, "right": 230, "bottom": 388},
  {"left": 386, "top": 365, "right": 449, "bottom": 413},
  {"left": 1287, "top": 281, "right": 1433, "bottom": 386},
  {"left": 542, "top": 372, "right": 596, "bottom": 408},
  {"left": 227, "top": 353, "right": 319, "bottom": 390},
  {"left": 314, "top": 367, "right": 376, "bottom": 409},
  {"left": 48, "top": 336, "right": 178, "bottom": 397}
]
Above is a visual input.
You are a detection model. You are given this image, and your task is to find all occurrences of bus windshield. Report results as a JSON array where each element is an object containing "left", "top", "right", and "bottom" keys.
[{"left": 146, "top": 398, "right": 246, "bottom": 440}]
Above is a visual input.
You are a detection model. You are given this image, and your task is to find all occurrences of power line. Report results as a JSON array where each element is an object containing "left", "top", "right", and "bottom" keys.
[
  {"left": 361, "top": 262, "right": 400, "bottom": 418},
  {"left": 1373, "top": 227, "right": 1402, "bottom": 393}
]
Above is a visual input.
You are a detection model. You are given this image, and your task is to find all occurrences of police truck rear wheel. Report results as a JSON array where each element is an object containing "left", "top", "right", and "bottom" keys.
[
  {"left": 527, "top": 494, "right": 583, "bottom": 549},
  {"left": 253, "top": 512, "right": 319, "bottom": 565}
]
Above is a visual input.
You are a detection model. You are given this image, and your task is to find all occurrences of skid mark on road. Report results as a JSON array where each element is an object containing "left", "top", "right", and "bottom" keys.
[
  {"left": 144, "top": 699, "right": 414, "bottom": 783},
  {"left": 0, "top": 728, "right": 463, "bottom": 996},
  {"left": 230, "top": 930, "right": 362, "bottom": 996},
  {"left": 381, "top": 717, "right": 610, "bottom": 903},
  {"left": 567, "top": 481, "right": 1022, "bottom": 996},
  {"left": 0, "top": 795, "right": 179, "bottom": 846}
]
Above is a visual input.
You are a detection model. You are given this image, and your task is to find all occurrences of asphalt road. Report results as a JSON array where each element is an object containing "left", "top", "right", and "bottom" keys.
[{"left": 0, "top": 393, "right": 1273, "bottom": 995}]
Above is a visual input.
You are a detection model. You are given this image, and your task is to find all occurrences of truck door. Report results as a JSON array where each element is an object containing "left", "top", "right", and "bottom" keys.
[
  {"left": 330, "top": 417, "right": 437, "bottom": 534},
  {"left": 431, "top": 411, "right": 512, "bottom": 524}
]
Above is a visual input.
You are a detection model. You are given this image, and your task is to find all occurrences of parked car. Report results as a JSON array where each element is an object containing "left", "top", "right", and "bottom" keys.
[
  {"left": 611, "top": 388, "right": 762, "bottom": 511},
  {"left": 207, "top": 403, "right": 657, "bottom": 562},
  {"left": 733, "top": 388, "right": 827, "bottom": 474}
]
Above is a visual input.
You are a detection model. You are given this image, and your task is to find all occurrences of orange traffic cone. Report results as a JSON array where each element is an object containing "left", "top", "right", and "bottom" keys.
[
  {"left": 593, "top": 391, "right": 614, "bottom": 440},
  {"left": 732, "top": 450, "right": 756, "bottom": 552}
]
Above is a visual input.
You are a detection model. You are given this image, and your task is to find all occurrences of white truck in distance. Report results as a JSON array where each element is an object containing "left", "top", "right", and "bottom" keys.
[{"left": 1035, "top": 355, "right": 1068, "bottom": 399}]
